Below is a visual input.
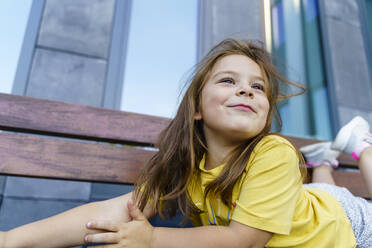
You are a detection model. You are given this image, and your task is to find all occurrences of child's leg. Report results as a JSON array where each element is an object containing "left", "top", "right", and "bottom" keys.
[
  {"left": 300, "top": 142, "right": 339, "bottom": 185},
  {"left": 358, "top": 147, "right": 372, "bottom": 198},
  {"left": 301, "top": 116, "right": 372, "bottom": 188},
  {"left": 311, "top": 165, "right": 336, "bottom": 185},
  {"left": 331, "top": 116, "right": 372, "bottom": 198}
]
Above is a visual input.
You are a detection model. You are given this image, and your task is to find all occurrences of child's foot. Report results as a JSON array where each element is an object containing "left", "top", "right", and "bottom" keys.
[
  {"left": 300, "top": 142, "right": 340, "bottom": 168},
  {"left": 331, "top": 116, "right": 372, "bottom": 160}
]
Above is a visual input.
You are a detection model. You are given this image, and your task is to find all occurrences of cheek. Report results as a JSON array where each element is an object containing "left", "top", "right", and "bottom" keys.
[
  {"left": 258, "top": 100, "right": 271, "bottom": 132},
  {"left": 201, "top": 91, "right": 224, "bottom": 113},
  {"left": 260, "top": 98, "right": 270, "bottom": 117}
]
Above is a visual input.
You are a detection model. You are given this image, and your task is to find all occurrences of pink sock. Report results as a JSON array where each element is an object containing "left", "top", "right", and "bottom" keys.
[{"left": 352, "top": 133, "right": 372, "bottom": 160}]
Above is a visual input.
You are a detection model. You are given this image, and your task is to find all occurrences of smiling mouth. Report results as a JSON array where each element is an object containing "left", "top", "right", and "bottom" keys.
[{"left": 230, "top": 104, "right": 256, "bottom": 113}]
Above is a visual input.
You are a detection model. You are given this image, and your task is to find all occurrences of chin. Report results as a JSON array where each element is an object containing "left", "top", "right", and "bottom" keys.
[{"left": 230, "top": 130, "right": 260, "bottom": 140}]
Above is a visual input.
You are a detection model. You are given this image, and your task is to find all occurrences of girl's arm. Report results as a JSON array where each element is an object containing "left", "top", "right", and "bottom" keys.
[
  {"left": 152, "top": 220, "right": 272, "bottom": 248},
  {"left": 86, "top": 201, "right": 272, "bottom": 248},
  {"left": 1, "top": 192, "right": 155, "bottom": 248}
]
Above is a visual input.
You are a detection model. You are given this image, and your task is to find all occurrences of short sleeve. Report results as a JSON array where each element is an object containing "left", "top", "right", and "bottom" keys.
[{"left": 231, "top": 136, "right": 302, "bottom": 235}]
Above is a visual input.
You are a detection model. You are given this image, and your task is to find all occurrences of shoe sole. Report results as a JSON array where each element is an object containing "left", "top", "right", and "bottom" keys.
[{"left": 331, "top": 116, "right": 369, "bottom": 152}]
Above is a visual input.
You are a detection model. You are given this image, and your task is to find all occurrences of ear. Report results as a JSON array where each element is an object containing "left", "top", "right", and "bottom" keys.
[{"left": 194, "top": 111, "right": 202, "bottom": 120}]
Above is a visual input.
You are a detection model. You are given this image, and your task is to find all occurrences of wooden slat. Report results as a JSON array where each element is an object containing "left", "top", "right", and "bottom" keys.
[
  {"left": 0, "top": 93, "right": 170, "bottom": 145},
  {"left": 332, "top": 170, "right": 370, "bottom": 199},
  {"left": 0, "top": 132, "right": 154, "bottom": 184},
  {"left": 0, "top": 133, "right": 368, "bottom": 197}
]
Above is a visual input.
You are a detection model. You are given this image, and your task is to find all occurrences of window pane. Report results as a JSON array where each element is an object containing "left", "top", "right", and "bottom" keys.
[
  {"left": 302, "top": 0, "right": 332, "bottom": 140},
  {"left": 365, "top": 0, "right": 372, "bottom": 41},
  {"left": 120, "top": 0, "right": 197, "bottom": 118},
  {"left": 0, "top": 0, "right": 33, "bottom": 94},
  {"left": 270, "top": 0, "right": 331, "bottom": 140}
]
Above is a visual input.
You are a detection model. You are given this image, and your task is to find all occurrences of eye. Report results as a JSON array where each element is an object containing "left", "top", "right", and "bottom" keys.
[
  {"left": 219, "top": 78, "right": 235, "bottom": 85},
  {"left": 251, "top": 82, "right": 265, "bottom": 92}
]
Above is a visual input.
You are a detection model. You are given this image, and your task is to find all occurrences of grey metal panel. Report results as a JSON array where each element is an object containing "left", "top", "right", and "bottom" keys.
[
  {"left": 323, "top": 0, "right": 360, "bottom": 27},
  {"left": 38, "top": 0, "right": 115, "bottom": 59},
  {"left": 197, "top": 0, "right": 265, "bottom": 59},
  {"left": 0, "top": 177, "right": 6, "bottom": 196},
  {"left": 103, "top": 0, "right": 132, "bottom": 109},
  {"left": 5, "top": 177, "right": 91, "bottom": 201},
  {"left": 26, "top": 48, "right": 106, "bottom": 106},
  {"left": 318, "top": 0, "right": 372, "bottom": 135},
  {"left": 318, "top": 0, "right": 345, "bottom": 135},
  {"left": 0, "top": 197, "right": 84, "bottom": 231},
  {"left": 326, "top": 18, "right": 372, "bottom": 109},
  {"left": 90, "top": 183, "right": 133, "bottom": 201},
  {"left": 338, "top": 105, "right": 372, "bottom": 127},
  {"left": 12, "top": 0, "right": 46, "bottom": 96}
]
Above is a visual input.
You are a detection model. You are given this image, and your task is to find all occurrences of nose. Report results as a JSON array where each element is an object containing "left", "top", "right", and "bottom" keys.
[{"left": 237, "top": 87, "right": 254, "bottom": 98}]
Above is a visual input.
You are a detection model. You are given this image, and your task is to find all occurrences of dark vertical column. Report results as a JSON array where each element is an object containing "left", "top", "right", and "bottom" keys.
[{"left": 318, "top": 0, "right": 372, "bottom": 132}]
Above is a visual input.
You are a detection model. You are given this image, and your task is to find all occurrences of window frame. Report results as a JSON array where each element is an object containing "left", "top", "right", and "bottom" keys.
[{"left": 12, "top": 0, "right": 46, "bottom": 96}]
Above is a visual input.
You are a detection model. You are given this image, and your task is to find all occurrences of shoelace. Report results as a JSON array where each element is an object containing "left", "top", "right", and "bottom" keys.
[{"left": 364, "top": 133, "right": 372, "bottom": 144}]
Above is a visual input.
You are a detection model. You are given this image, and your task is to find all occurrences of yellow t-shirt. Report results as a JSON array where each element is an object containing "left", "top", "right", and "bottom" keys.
[{"left": 188, "top": 135, "right": 356, "bottom": 248}]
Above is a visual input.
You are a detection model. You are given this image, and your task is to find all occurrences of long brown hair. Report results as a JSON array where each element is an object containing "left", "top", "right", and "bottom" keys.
[{"left": 134, "top": 38, "right": 306, "bottom": 223}]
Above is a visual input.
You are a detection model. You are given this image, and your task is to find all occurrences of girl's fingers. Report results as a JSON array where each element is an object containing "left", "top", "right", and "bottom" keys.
[
  {"left": 85, "top": 232, "right": 120, "bottom": 244},
  {"left": 86, "top": 220, "right": 122, "bottom": 232}
]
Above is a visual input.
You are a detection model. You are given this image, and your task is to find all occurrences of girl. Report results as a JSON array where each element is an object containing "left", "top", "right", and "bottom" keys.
[{"left": 1, "top": 39, "right": 371, "bottom": 248}]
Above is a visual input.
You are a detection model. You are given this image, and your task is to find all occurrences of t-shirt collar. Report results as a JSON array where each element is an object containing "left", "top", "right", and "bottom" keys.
[{"left": 199, "top": 153, "right": 226, "bottom": 177}]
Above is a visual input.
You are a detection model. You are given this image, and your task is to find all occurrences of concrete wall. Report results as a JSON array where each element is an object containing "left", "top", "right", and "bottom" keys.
[
  {"left": 27, "top": 0, "right": 114, "bottom": 106},
  {"left": 198, "top": 0, "right": 266, "bottom": 59},
  {"left": 319, "top": 0, "right": 372, "bottom": 129}
]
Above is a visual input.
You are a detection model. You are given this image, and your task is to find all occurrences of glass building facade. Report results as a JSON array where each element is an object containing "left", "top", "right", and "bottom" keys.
[
  {"left": 270, "top": 0, "right": 332, "bottom": 140},
  {"left": 3, "top": 0, "right": 372, "bottom": 137}
]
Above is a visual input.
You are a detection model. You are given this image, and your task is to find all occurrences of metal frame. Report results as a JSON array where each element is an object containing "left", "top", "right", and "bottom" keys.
[
  {"left": 103, "top": 0, "right": 132, "bottom": 110},
  {"left": 316, "top": 0, "right": 340, "bottom": 137},
  {"left": 12, "top": 0, "right": 46, "bottom": 96},
  {"left": 196, "top": 0, "right": 205, "bottom": 61}
]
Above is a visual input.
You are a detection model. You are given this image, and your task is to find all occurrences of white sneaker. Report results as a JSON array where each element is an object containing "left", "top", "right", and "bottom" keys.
[
  {"left": 331, "top": 116, "right": 372, "bottom": 160},
  {"left": 300, "top": 142, "right": 340, "bottom": 168}
]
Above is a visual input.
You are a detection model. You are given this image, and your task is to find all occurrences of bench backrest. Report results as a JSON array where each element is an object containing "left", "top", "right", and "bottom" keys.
[{"left": 0, "top": 93, "right": 368, "bottom": 198}]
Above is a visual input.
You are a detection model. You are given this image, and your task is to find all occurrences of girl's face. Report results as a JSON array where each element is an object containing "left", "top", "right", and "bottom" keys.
[{"left": 195, "top": 54, "right": 270, "bottom": 145}]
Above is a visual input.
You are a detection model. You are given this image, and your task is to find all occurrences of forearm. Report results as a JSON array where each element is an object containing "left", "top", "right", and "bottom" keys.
[
  {"left": 3, "top": 192, "right": 134, "bottom": 248},
  {"left": 152, "top": 226, "right": 250, "bottom": 248},
  {"left": 4, "top": 202, "right": 102, "bottom": 247}
]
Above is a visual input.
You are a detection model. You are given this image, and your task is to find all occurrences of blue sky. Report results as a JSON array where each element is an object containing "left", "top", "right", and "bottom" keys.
[
  {"left": 121, "top": 0, "right": 197, "bottom": 117},
  {"left": 0, "top": 0, "right": 33, "bottom": 94},
  {"left": 0, "top": 0, "right": 197, "bottom": 118}
]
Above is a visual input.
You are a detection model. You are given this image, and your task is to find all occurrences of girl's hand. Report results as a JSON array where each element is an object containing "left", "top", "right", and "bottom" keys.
[{"left": 85, "top": 200, "right": 154, "bottom": 248}]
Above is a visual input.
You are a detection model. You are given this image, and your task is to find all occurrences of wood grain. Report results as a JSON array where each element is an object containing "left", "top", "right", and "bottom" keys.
[
  {"left": 0, "top": 93, "right": 366, "bottom": 198},
  {"left": 0, "top": 93, "right": 170, "bottom": 145},
  {"left": 332, "top": 170, "right": 370, "bottom": 199},
  {"left": 0, "top": 132, "right": 154, "bottom": 184}
]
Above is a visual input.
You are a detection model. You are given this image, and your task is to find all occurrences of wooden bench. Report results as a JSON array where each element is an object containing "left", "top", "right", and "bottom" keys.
[{"left": 0, "top": 93, "right": 369, "bottom": 200}]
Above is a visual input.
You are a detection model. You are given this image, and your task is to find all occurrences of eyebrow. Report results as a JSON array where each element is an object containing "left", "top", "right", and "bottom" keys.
[{"left": 211, "top": 70, "right": 265, "bottom": 82}]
